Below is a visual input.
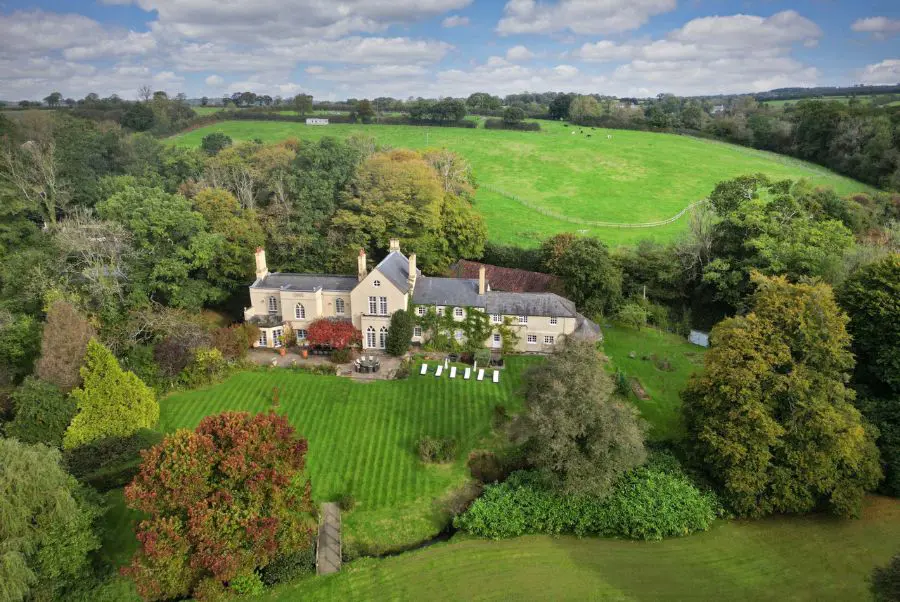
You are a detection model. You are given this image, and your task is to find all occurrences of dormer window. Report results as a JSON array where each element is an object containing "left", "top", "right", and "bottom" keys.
[{"left": 373, "top": 280, "right": 381, "bottom": 287}]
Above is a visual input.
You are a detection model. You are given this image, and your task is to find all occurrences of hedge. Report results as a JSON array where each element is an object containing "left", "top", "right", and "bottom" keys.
[
  {"left": 484, "top": 119, "right": 541, "bottom": 131},
  {"left": 454, "top": 459, "right": 720, "bottom": 540}
]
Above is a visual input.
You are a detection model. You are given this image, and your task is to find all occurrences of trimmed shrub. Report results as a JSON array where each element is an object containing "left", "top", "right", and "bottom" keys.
[
  {"left": 417, "top": 436, "right": 458, "bottom": 463},
  {"left": 229, "top": 573, "right": 265, "bottom": 597},
  {"left": 337, "top": 493, "right": 356, "bottom": 511},
  {"left": 454, "top": 457, "right": 719, "bottom": 540},
  {"left": 386, "top": 310, "right": 413, "bottom": 356},
  {"left": 260, "top": 545, "right": 316, "bottom": 587}
]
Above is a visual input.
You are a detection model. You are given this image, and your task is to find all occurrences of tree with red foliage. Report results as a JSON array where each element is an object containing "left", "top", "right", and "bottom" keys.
[
  {"left": 306, "top": 318, "right": 361, "bottom": 349},
  {"left": 123, "top": 412, "right": 315, "bottom": 601}
]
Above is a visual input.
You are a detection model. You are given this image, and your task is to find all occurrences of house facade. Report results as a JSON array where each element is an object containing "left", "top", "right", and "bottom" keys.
[{"left": 245, "top": 239, "right": 600, "bottom": 351}]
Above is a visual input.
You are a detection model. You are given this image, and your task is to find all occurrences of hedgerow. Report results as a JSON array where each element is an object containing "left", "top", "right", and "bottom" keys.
[{"left": 454, "top": 456, "right": 719, "bottom": 541}]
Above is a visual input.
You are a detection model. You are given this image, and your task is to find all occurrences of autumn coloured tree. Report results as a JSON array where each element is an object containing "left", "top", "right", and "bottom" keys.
[
  {"left": 306, "top": 317, "right": 361, "bottom": 349},
  {"left": 35, "top": 299, "right": 96, "bottom": 392},
  {"left": 682, "top": 274, "right": 882, "bottom": 518},
  {"left": 124, "top": 412, "right": 315, "bottom": 600}
]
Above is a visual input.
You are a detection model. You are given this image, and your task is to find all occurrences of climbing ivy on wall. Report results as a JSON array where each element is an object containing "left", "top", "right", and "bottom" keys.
[{"left": 412, "top": 305, "right": 520, "bottom": 354}]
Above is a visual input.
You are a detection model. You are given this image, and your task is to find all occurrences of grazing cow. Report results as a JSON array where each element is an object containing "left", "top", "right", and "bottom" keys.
[
  {"left": 607, "top": 134, "right": 612, "bottom": 140},
  {"left": 586, "top": 134, "right": 591, "bottom": 138}
]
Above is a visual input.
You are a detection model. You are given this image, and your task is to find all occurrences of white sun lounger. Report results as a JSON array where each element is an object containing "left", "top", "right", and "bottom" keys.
[
  {"left": 492, "top": 370, "right": 500, "bottom": 383},
  {"left": 477, "top": 369, "right": 484, "bottom": 381},
  {"left": 449, "top": 366, "right": 457, "bottom": 378},
  {"left": 420, "top": 363, "right": 428, "bottom": 375},
  {"left": 463, "top": 367, "right": 471, "bottom": 380},
  {"left": 435, "top": 365, "right": 443, "bottom": 377}
]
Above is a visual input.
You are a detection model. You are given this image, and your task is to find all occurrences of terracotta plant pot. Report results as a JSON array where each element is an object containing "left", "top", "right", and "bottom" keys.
[
  {"left": 279, "top": 348, "right": 286, "bottom": 357},
  {"left": 301, "top": 349, "right": 308, "bottom": 359}
]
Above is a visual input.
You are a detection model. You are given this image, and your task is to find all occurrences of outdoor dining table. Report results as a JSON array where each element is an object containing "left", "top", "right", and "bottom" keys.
[{"left": 357, "top": 358, "right": 380, "bottom": 373}]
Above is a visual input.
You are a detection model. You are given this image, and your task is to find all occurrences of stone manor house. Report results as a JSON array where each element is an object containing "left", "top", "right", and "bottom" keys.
[{"left": 245, "top": 239, "right": 600, "bottom": 352}]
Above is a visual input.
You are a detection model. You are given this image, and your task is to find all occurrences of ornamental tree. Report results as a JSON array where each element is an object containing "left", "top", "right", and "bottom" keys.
[
  {"left": 519, "top": 340, "right": 647, "bottom": 497},
  {"left": 0, "top": 438, "right": 101, "bottom": 602},
  {"left": 35, "top": 299, "right": 95, "bottom": 392},
  {"left": 63, "top": 339, "right": 159, "bottom": 449},
  {"left": 4, "top": 376, "right": 75, "bottom": 447},
  {"left": 385, "top": 310, "right": 412, "bottom": 356},
  {"left": 123, "top": 412, "right": 315, "bottom": 601},
  {"left": 306, "top": 318, "right": 361, "bottom": 349},
  {"left": 682, "top": 274, "right": 882, "bottom": 518}
]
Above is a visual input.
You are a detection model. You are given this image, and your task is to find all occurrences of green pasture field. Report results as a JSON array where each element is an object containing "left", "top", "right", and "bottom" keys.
[
  {"left": 602, "top": 325, "right": 705, "bottom": 441},
  {"left": 169, "top": 121, "right": 874, "bottom": 247},
  {"left": 158, "top": 357, "right": 539, "bottom": 554},
  {"left": 762, "top": 94, "right": 900, "bottom": 108},
  {"left": 257, "top": 495, "right": 900, "bottom": 601}
]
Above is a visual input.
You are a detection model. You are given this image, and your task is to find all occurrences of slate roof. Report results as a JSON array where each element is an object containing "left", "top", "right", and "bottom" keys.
[
  {"left": 485, "top": 292, "right": 578, "bottom": 318},
  {"left": 450, "top": 260, "right": 562, "bottom": 294},
  {"left": 412, "top": 277, "right": 486, "bottom": 307},
  {"left": 374, "top": 251, "right": 420, "bottom": 293},
  {"left": 252, "top": 273, "right": 357, "bottom": 292}
]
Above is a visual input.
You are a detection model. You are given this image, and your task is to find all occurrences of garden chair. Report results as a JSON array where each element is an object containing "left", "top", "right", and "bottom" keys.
[
  {"left": 492, "top": 370, "right": 499, "bottom": 383},
  {"left": 449, "top": 367, "right": 457, "bottom": 378},
  {"left": 420, "top": 363, "right": 428, "bottom": 375},
  {"left": 435, "top": 365, "right": 443, "bottom": 377},
  {"left": 463, "top": 367, "right": 471, "bottom": 380},
  {"left": 477, "top": 369, "right": 484, "bottom": 381}
]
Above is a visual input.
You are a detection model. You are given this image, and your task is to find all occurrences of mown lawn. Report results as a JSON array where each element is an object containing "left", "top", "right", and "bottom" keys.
[
  {"left": 257, "top": 495, "right": 900, "bottom": 601},
  {"left": 169, "top": 121, "right": 874, "bottom": 247},
  {"left": 602, "top": 325, "right": 705, "bottom": 441},
  {"left": 159, "top": 357, "right": 539, "bottom": 553}
]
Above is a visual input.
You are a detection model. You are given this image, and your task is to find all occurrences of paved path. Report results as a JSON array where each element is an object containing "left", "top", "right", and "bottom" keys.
[{"left": 316, "top": 502, "right": 341, "bottom": 576}]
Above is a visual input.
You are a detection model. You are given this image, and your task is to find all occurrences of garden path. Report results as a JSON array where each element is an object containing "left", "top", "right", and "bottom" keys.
[{"left": 316, "top": 502, "right": 342, "bottom": 575}]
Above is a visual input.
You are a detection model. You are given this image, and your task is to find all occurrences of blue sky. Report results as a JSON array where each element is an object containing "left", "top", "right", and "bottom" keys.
[{"left": 1, "top": 0, "right": 897, "bottom": 101}]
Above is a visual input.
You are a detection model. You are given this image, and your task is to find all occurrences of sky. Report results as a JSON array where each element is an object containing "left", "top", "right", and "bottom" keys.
[{"left": 0, "top": 0, "right": 898, "bottom": 102}]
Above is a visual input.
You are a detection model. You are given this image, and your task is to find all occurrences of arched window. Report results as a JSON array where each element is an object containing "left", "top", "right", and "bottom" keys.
[
  {"left": 295, "top": 303, "right": 305, "bottom": 319},
  {"left": 366, "top": 326, "right": 376, "bottom": 348},
  {"left": 379, "top": 326, "right": 388, "bottom": 349},
  {"left": 268, "top": 296, "right": 277, "bottom": 315},
  {"left": 335, "top": 298, "right": 345, "bottom": 314}
]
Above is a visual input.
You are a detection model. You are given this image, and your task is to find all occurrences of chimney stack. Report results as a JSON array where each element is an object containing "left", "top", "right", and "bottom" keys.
[
  {"left": 255, "top": 247, "right": 268, "bottom": 280},
  {"left": 357, "top": 249, "right": 368, "bottom": 281},
  {"left": 478, "top": 264, "right": 486, "bottom": 295},
  {"left": 389, "top": 238, "right": 400, "bottom": 253},
  {"left": 407, "top": 253, "right": 417, "bottom": 291}
]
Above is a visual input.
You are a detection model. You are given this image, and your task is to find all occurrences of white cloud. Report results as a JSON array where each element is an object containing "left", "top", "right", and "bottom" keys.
[
  {"left": 305, "top": 66, "right": 325, "bottom": 74},
  {"left": 63, "top": 31, "right": 157, "bottom": 61},
  {"left": 205, "top": 74, "right": 224, "bottom": 86},
  {"left": 851, "top": 17, "right": 900, "bottom": 39},
  {"left": 442, "top": 15, "right": 470, "bottom": 28},
  {"left": 570, "top": 11, "right": 823, "bottom": 95},
  {"left": 506, "top": 45, "right": 535, "bottom": 62},
  {"left": 496, "top": 0, "right": 676, "bottom": 36},
  {"left": 857, "top": 59, "right": 900, "bottom": 84}
]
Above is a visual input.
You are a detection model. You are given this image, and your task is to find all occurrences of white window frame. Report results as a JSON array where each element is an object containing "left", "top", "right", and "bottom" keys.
[
  {"left": 258, "top": 330, "right": 268, "bottom": 347},
  {"left": 298, "top": 329, "right": 308, "bottom": 341},
  {"left": 366, "top": 326, "right": 376, "bottom": 348},
  {"left": 527, "top": 334, "right": 537, "bottom": 344},
  {"left": 417, "top": 306, "right": 426, "bottom": 316},
  {"left": 413, "top": 326, "right": 422, "bottom": 337},
  {"left": 295, "top": 303, "right": 305, "bottom": 320},
  {"left": 268, "top": 296, "right": 278, "bottom": 315},
  {"left": 544, "top": 335, "right": 555, "bottom": 345},
  {"left": 492, "top": 333, "right": 501, "bottom": 343},
  {"left": 437, "top": 307, "right": 445, "bottom": 316},
  {"left": 273, "top": 328, "right": 284, "bottom": 348},
  {"left": 518, "top": 315, "right": 528, "bottom": 324},
  {"left": 549, "top": 317, "right": 558, "bottom": 325},
  {"left": 335, "top": 298, "right": 345, "bottom": 314},
  {"left": 491, "top": 314, "right": 502, "bottom": 324},
  {"left": 379, "top": 326, "right": 388, "bottom": 349},
  {"left": 454, "top": 307, "right": 464, "bottom": 318},
  {"left": 379, "top": 296, "right": 388, "bottom": 316},
  {"left": 368, "top": 296, "right": 377, "bottom": 315}
]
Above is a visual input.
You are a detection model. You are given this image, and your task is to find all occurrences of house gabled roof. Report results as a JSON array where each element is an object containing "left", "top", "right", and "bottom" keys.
[
  {"left": 412, "top": 277, "right": 486, "bottom": 307},
  {"left": 373, "top": 251, "right": 419, "bottom": 293},
  {"left": 485, "top": 292, "right": 578, "bottom": 318},
  {"left": 251, "top": 273, "right": 357, "bottom": 292},
  {"left": 450, "top": 260, "right": 562, "bottom": 294}
]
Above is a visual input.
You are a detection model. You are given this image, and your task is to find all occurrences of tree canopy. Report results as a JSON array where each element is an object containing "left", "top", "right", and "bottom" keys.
[{"left": 683, "top": 274, "right": 882, "bottom": 517}]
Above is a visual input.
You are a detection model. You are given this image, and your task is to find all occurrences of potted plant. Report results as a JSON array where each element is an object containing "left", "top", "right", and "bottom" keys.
[
  {"left": 301, "top": 347, "right": 308, "bottom": 359},
  {"left": 279, "top": 347, "right": 286, "bottom": 357}
]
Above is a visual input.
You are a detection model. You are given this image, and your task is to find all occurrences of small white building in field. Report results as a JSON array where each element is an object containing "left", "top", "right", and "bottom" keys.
[
  {"left": 688, "top": 330, "right": 710, "bottom": 347},
  {"left": 306, "top": 118, "right": 329, "bottom": 125}
]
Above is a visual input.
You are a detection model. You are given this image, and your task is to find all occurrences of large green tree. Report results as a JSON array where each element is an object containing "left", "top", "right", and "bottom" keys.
[
  {"left": 4, "top": 376, "right": 75, "bottom": 447},
  {"left": 63, "top": 339, "right": 159, "bottom": 449},
  {"left": 519, "top": 340, "right": 646, "bottom": 497},
  {"left": 0, "top": 438, "right": 101, "bottom": 602},
  {"left": 568, "top": 95, "right": 600, "bottom": 122},
  {"left": 124, "top": 412, "right": 315, "bottom": 601},
  {"left": 549, "top": 236, "right": 623, "bottom": 316},
  {"left": 682, "top": 274, "right": 882, "bottom": 517}
]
